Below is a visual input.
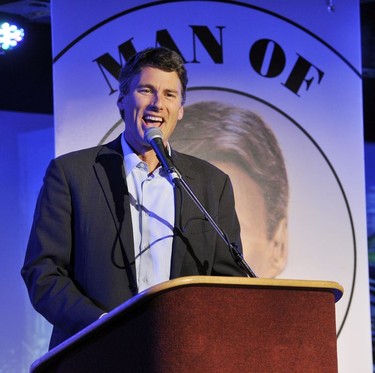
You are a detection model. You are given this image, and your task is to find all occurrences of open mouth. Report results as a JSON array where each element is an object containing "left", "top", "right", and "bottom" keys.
[{"left": 143, "top": 115, "right": 164, "bottom": 126}]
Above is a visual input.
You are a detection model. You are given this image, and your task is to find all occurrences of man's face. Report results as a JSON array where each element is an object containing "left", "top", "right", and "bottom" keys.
[{"left": 117, "top": 66, "right": 184, "bottom": 153}]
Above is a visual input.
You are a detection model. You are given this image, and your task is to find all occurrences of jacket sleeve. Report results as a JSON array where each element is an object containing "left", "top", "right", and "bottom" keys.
[{"left": 21, "top": 158, "right": 106, "bottom": 335}]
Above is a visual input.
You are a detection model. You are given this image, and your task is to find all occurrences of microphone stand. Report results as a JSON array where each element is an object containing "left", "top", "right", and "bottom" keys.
[
  {"left": 168, "top": 167, "right": 257, "bottom": 278},
  {"left": 143, "top": 127, "right": 257, "bottom": 278}
]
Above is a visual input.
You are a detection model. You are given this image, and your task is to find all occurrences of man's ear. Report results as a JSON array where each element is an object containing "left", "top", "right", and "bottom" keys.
[
  {"left": 117, "top": 94, "right": 125, "bottom": 120},
  {"left": 266, "top": 217, "right": 288, "bottom": 278}
]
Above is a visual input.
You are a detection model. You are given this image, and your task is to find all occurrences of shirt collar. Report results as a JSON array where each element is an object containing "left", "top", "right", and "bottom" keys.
[
  {"left": 121, "top": 133, "right": 144, "bottom": 176},
  {"left": 120, "top": 132, "right": 172, "bottom": 176}
]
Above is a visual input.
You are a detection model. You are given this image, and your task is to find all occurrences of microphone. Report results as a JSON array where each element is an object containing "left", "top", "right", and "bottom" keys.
[{"left": 144, "top": 127, "right": 180, "bottom": 183}]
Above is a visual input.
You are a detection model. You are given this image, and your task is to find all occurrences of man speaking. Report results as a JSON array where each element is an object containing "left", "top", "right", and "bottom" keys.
[{"left": 21, "top": 47, "right": 247, "bottom": 349}]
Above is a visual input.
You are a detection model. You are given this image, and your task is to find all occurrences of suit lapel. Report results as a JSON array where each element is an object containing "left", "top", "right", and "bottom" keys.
[{"left": 93, "top": 136, "right": 137, "bottom": 294}]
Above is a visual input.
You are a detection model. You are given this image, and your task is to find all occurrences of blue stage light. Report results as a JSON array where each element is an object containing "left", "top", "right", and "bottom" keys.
[{"left": 0, "top": 21, "right": 24, "bottom": 52}]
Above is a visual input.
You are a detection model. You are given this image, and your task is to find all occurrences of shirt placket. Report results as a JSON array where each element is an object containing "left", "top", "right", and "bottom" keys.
[{"left": 138, "top": 166, "right": 153, "bottom": 291}]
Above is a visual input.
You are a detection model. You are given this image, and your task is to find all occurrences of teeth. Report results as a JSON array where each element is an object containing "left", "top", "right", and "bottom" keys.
[{"left": 144, "top": 115, "right": 163, "bottom": 122}]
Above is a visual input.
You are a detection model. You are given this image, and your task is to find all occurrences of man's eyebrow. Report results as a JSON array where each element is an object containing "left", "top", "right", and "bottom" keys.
[
  {"left": 165, "top": 88, "right": 179, "bottom": 93},
  {"left": 136, "top": 84, "right": 179, "bottom": 94},
  {"left": 137, "top": 83, "right": 153, "bottom": 88}
]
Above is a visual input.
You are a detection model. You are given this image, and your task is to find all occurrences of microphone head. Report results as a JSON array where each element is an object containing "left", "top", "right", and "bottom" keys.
[{"left": 144, "top": 127, "right": 163, "bottom": 144}]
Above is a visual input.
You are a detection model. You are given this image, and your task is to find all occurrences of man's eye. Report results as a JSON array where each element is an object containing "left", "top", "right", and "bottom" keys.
[{"left": 139, "top": 88, "right": 152, "bottom": 94}]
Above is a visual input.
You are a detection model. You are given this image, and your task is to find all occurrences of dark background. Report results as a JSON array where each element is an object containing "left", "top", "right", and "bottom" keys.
[{"left": 0, "top": 1, "right": 52, "bottom": 114}]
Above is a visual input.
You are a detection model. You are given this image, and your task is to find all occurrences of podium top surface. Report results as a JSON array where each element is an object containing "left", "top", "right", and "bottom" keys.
[{"left": 143, "top": 276, "right": 344, "bottom": 303}]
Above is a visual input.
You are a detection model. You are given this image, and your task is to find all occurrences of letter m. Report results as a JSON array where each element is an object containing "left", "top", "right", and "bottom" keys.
[{"left": 93, "top": 39, "right": 137, "bottom": 95}]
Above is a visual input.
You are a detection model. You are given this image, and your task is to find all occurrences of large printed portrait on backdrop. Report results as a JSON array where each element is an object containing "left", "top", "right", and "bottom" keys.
[{"left": 170, "top": 100, "right": 289, "bottom": 279}]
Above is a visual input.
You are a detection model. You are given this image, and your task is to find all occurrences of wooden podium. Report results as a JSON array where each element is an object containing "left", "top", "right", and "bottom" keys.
[{"left": 30, "top": 276, "right": 343, "bottom": 373}]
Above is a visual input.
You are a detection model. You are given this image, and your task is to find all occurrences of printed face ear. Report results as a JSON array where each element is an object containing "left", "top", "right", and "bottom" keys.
[
  {"left": 178, "top": 105, "right": 184, "bottom": 120},
  {"left": 265, "top": 217, "right": 288, "bottom": 278}
]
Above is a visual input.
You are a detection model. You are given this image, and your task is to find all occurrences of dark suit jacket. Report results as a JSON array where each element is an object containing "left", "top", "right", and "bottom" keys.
[{"left": 21, "top": 135, "right": 245, "bottom": 348}]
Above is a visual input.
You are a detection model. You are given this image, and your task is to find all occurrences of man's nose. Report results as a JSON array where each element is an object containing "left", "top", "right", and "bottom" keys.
[{"left": 149, "top": 93, "right": 164, "bottom": 110}]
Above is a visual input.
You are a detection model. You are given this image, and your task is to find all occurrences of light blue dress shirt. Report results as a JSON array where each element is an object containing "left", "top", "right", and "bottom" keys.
[{"left": 121, "top": 134, "right": 175, "bottom": 293}]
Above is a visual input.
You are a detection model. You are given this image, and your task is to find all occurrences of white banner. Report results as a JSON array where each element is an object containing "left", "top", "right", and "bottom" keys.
[{"left": 51, "top": 1, "right": 372, "bottom": 371}]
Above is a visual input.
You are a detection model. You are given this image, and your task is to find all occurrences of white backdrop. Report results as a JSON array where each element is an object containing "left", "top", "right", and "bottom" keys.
[{"left": 49, "top": 1, "right": 372, "bottom": 371}]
